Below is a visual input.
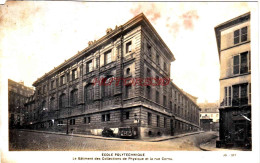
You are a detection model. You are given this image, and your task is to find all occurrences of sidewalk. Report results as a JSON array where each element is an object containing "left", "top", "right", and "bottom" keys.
[
  {"left": 19, "top": 129, "right": 203, "bottom": 142},
  {"left": 199, "top": 135, "right": 248, "bottom": 151}
]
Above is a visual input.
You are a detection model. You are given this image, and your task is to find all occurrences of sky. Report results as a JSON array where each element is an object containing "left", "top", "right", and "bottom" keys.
[{"left": 0, "top": 1, "right": 257, "bottom": 103}]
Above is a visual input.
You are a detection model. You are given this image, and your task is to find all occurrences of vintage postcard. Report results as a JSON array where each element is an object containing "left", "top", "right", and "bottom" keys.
[{"left": 0, "top": 1, "right": 259, "bottom": 163}]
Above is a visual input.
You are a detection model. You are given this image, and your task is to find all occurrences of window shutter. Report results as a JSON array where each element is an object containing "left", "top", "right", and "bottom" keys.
[
  {"left": 248, "top": 51, "right": 251, "bottom": 72},
  {"left": 233, "top": 55, "right": 239, "bottom": 75},
  {"left": 248, "top": 83, "right": 251, "bottom": 104}
]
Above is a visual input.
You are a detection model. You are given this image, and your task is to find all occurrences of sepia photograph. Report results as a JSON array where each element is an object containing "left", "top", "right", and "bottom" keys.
[{"left": 0, "top": 1, "right": 259, "bottom": 163}]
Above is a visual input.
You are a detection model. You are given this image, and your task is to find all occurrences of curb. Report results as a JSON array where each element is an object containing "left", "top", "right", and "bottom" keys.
[
  {"left": 18, "top": 129, "right": 135, "bottom": 141},
  {"left": 18, "top": 129, "right": 204, "bottom": 142},
  {"left": 145, "top": 131, "right": 204, "bottom": 142}
]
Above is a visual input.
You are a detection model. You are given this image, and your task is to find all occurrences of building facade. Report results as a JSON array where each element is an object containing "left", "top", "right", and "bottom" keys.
[
  {"left": 215, "top": 12, "right": 251, "bottom": 148},
  {"left": 8, "top": 79, "right": 34, "bottom": 128},
  {"left": 25, "top": 14, "right": 200, "bottom": 138},
  {"left": 199, "top": 102, "right": 219, "bottom": 131}
]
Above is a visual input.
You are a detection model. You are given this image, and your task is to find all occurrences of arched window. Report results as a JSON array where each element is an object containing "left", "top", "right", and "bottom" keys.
[
  {"left": 85, "top": 84, "right": 93, "bottom": 103},
  {"left": 50, "top": 97, "right": 55, "bottom": 110},
  {"left": 59, "top": 93, "right": 66, "bottom": 108},
  {"left": 126, "top": 68, "right": 130, "bottom": 75},
  {"left": 70, "top": 89, "right": 78, "bottom": 106}
]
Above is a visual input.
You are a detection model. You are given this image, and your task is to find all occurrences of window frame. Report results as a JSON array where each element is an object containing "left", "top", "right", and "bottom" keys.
[
  {"left": 72, "top": 69, "right": 78, "bottom": 80},
  {"left": 126, "top": 41, "right": 132, "bottom": 54},
  {"left": 86, "top": 60, "right": 93, "bottom": 73},
  {"left": 233, "top": 51, "right": 250, "bottom": 75},
  {"left": 104, "top": 50, "right": 112, "bottom": 65}
]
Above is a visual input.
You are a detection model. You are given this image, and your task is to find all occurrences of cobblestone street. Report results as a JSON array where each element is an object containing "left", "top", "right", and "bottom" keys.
[{"left": 9, "top": 130, "right": 218, "bottom": 151}]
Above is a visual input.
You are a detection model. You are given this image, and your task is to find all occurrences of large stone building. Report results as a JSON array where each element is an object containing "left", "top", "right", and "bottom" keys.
[
  {"left": 215, "top": 12, "right": 251, "bottom": 148},
  {"left": 24, "top": 13, "right": 200, "bottom": 138},
  {"left": 8, "top": 79, "right": 34, "bottom": 128}
]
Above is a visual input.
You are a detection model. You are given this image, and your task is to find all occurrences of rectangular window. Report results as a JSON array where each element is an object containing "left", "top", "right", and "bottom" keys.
[
  {"left": 126, "top": 41, "right": 132, "bottom": 53},
  {"left": 126, "top": 111, "right": 130, "bottom": 119},
  {"left": 156, "top": 54, "right": 159, "bottom": 64},
  {"left": 102, "top": 114, "right": 110, "bottom": 122},
  {"left": 147, "top": 44, "right": 151, "bottom": 56},
  {"left": 157, "top": 115, "right": 160, "bottom": 127},
  {"left": 87, "top": 117, "right": 91, "bottom": 123},
  {"left": 70, "top": 119, "right": 75, "bottom": 125},
  {"left": 148, "top": 112, "right": 151, "bottom": 125},
  {"left": 147, "top": 68, "right": 151, "bottom": 77},
  {"left": 233, "top": 52, "right": 249, "bottom": 75},
  {"left": 146, "top": 86, "right": 151, "bottom": 100},
  {"left": 224, "top": 86, "right": 232, "bottom": 106},
  {"left": 240, "top": 52, "right": 248, "bottom": 74},
  {"left": 233, "top": 55, "right": 239, "bottom": 74},
  {"left": 51, "top": 80, "right": 55, "bottom": 89},
  {"left": 163, "top": 95, "right": 166, "bottom": 107},
  {"left": 60, "top": 75, "right": 65, "bottom": 85},
  {"left": 164, "top": 62, "right": 167, "bottom": 71},
  {"left": 86, "top": 60, "right": 93, "bottom": 73},
  {"left": 104, "top": 50, "right": 112, "bottom": 64},
  {"left": 164, "top": 117, "right": 166, "bottom": 128},
  {"left": 125, "top": 85, "right": 131, "bottom": 99},
  {"left": 170, "top": 101, "right": 172, "bottom": 112},
  {"left": 232, "top": 84, "right": 248, "bottom": 106},
  {"left": 234, "top": 29, "right": 240, "bottom": 44},
  {"left": 72, "top": 69, "right": 78, "bottom": 80},
  {"left": 234, "top": 27, "right": 248, "bottom": 45},
  {"left": 241, "top": 26, "right": 248, "bottom": 42},
  {"left": 43, "top": 85, "right": 46, "bottom": 93},
  {"left": 156, "top": 91, "right": 159, "bottom": 103},
  {"left": 102, "top": 114, "right": 105, "bottom": 122},
  {"left": 84, "top": 117, "right": 87, "bottom": 124},
  {"left": 106, "top": 114, "right": 110, "bottom": 121}
]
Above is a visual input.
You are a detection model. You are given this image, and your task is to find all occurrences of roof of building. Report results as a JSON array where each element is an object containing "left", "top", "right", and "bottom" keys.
[
  {"left": 8, "top": 79, "right": 34, "bottom": 92},
  {"left": 198, "top": 102, "right": 219, "bottom": 113},
  {"left": 33, "top": 13, "right": 175, "bottom": 86},
  {"left": 170, "top": 82, "right": 201, "bottom": 110},
  {"left": 214, "top": 12, "right": 250, "bottom": 60}
]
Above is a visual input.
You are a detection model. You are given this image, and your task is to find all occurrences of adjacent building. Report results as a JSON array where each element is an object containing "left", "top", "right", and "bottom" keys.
[
  {"left": 215, "top": 12, "right": 251, "bottom": 148},
  {"left": 8, "top": 79, "right": 34, "bottom": 128},
  {"left": 199, "top": 102, "right": 219, "bottom": 131},
  {"left": 24, "top": 13, "right": 200, "bottom": 138}
]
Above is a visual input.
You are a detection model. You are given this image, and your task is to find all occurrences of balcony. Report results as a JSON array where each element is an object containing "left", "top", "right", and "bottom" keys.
[
  {"left": 232, "top": 97, "right": 248, "bottom": 107},
  {"left": 220, "top": 97, "right": 249, "bottom": 108}
]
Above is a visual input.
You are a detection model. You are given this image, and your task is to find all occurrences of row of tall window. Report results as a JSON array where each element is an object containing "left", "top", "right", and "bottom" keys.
[
  {"left": 233, "top": 51, "right": 250, "bottom": 75},
  {"left": 146, "top": 43, "right": 168, "bottom": 72},
  {"left": 224, "top": 83, "right": 251, "bottom": 107},
  {"left": 147, "top": 112, "right": 167, "bottom": 128}
]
